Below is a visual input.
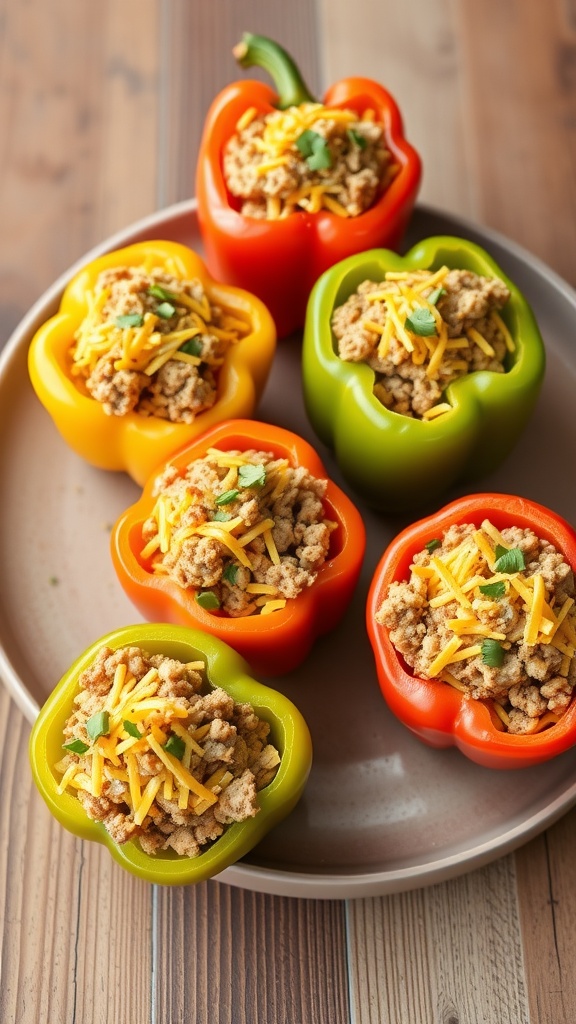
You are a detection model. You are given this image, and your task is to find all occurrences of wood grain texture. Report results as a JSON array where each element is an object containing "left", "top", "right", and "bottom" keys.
[
  {"left": 155, "top": 883, "right": 350, "bottom": 1023},
  {"left": 0, "top": 0, "right": 160, "bottom": 335},
  {"left": 515, "top": 817, "right": 576, "bottom": 1024},
  {"left": 0, "top": 687, "right": 153, "bottom": 1024},
  {"left": 347, "top": 857, "right": 528, "bottom": 1024},
  {"left": 317, "top": 0, "right": 477, "bottom": 218}
]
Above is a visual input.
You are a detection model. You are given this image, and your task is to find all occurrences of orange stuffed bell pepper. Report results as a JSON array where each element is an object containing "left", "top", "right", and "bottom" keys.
[
  {"left": 28, "top": 240, "right": 276, "bottom": 486},
  {"left": 111, "top": 419, "right": 366, "bottom": 677},
  {"left": 367, "top": 493, "right": 576, "bottom": 769},
  {"left": 196, "top": 32, "right": 421, "bottom": 338}
]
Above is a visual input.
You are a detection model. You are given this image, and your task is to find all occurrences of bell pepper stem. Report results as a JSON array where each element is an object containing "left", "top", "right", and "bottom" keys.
[{"left": 233, "top": 32, "right": 316, "bottom": 109}]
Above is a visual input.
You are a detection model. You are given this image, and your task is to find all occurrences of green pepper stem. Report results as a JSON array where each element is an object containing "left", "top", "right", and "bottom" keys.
[{"left": 233, "top": 32, "right": 316, "bottom": 109}]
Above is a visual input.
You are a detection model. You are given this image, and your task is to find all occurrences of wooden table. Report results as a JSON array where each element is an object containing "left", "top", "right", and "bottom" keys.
[{"left": 1, "top": 2, "right": 576, "bottom": 1020}]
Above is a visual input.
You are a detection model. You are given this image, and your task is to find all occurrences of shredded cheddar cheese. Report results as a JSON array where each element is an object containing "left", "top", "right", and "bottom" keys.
[
  {"left": 55, "top": 645, "right": 282, "bottom": 857},
  {"left": 140, "top": 448, "right": 336, "bottom": 618},
  {"left": 377, "top": 518, "right": 576, "bottom": 736},
  {"left": 69, "top": 266, "right": 248, "bottom": 423},
  {"left": 224, "top": 100, "right": 396, "bottom": 220},
  {"left": 334, "top": 267, "right": 514, "bottom": 421}
]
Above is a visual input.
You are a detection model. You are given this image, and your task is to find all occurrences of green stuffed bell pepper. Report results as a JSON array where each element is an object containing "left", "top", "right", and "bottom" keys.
[
  {"left": 29, "top": 624, "right": 312, "bottom": 885},
  {"left": 302, "top": 236, "right": 546, "bottom": 513}
]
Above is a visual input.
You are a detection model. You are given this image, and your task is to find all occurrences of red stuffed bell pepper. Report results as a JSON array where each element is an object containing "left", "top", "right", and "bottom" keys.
[
  {"left": 367, "top": 493, "right": 576, "bottom": 769},
  {"left": 196, "top": 33, "right": 421, "bottom": 338},
  {"left": 111, "top": 419, "right": 366, "bottom": 677}
]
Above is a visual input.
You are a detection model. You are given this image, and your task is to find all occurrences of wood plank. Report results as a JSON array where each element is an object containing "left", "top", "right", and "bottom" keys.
[
  {"left": 0, "top": 0, "right": 160, "bottom": 332},
  {"left": 515, "top": 813, "right": 576, "bottom": 1024},
  {"left": 154, "top": 881, "right": 350, "bottom": 1023},
  {"left": 453, "top": 0, "right": 576, "bottom": 284},
  {"left": 317, "top": 0, "right": 476, "bottom": 218},
  {"left": 347, "top": 857, "right": 528, "bottom": 1023}
]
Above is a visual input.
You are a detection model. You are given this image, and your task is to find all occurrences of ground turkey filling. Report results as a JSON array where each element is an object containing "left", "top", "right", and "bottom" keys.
[
  {"left": 376, "top": 520, "right": 576, "bottom": 735},
  {"left": 332, "top": 267, "right": 513, "bottom": 418},
  {"left": 223, "top": 101, "right": 396, "bottom": 220},
  {"left": 54, "top": 645, "right": 281, "bottom": 857},
  {"left": 70, "top": 265, "right": 248, "bottom": 422},
  {"left": 140, "top": 448, "right": 336, "bottom": 617}
]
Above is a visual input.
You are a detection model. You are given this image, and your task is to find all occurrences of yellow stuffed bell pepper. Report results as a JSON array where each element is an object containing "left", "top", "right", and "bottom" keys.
[{"left": 28, "top": 240, "right": 277, "bottom": 486}]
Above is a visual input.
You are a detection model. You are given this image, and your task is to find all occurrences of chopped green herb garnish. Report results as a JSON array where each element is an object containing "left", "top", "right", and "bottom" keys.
[
  {"left": 115, "top": 313, "right": 144, "bottom": 329},
  {"left": 196, "top": 590, "right": 221, "bottom": 610},
  {"left": 86, "top": 710, "right": 110, "bottom": 743},
  {"left": 481, "top": 638, "right": 505, "bottom": 667},
  {"left": 405, "top": 308, "right": 437, "bottom": 337},
  {"left": 425, "top": 538, "right": 442, "bottom": 553},
  {"left": 238, "top": 463, "right": 266, "bottom": 489},
  {"left": 215, "top": 489, "right": 240, "bottom": 506},
  {"left": 347, "top": 128, "right": 367, "bottom": 149},
  {"left": 494, "top": 545, "right": 525, "bottom": 574},
  {"left": 148, "top": 284, "right": 178, "bottom": 302},
  {"left": 62, "top": 738, "right": 90, "bottom": 755},
  {"left": 123, "top": 720, "right": 142, "bottom": 739},
  {"left": 156, "top": 301, "right": 176, "bottom": 319},
  {"left": 163, "top": 733, "right": 186, "bottom": 760},
  {"left": 222, "top": 563, "right": 239, "bottom": 586},
  {"left": 479, "top": 581, "right": 506, "bottom": 599},
  {"left": 427, "top": 286, "right": 447, "bottom": 305},
  {"left": 295, "top": 129, "right": 332, "bottom": 170},
  {"left": 179, "top": 336, "right": 203, "bottom": 357},
  {"left": 212, "top": 509, "right": 232, "bottom": 522}
]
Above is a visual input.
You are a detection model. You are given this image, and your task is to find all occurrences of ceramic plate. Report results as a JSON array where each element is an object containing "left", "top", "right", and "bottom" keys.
[{"left": 2, "top": 199, "right": 576, "bottom": 899}]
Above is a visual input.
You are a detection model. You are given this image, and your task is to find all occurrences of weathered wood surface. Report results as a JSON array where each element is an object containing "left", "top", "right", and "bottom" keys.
[{"left": 1, "top": 1, "right": 576, "bottom": 1021}]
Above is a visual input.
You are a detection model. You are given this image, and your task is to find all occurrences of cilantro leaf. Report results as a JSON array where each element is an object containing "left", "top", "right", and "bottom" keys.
[
  {"left": 215, "top": 489, "right": 239, "bottom": 506},
  {"left": 427, "top": 286, "right": 447, "bottom": 305},
  {"left": 156, "top": 301, "right": 176, "bottom": 319},
  {"left": 115, "top": 313, "right": 144, "bottom": 329},
  {"left": 212, "top": 510, "right": 232, "bottom": 522},
  {"left": 481, "top": 638, "right": 505, "bottom": 667},
  {"left": 479, "top": 581, "right": 506, "bottom": 599},
  {"left": 195, "top": 590, "right": 221, "bottom": 611},
  {"left": 295, "top": 129, "right": 332, "bottom": 170},
  {"left": 425, "top": 538, "right": 442, "bottom": 553},
  {"left": 179, "top": 337, "right": 203, "bottom": 357},
  {"left": 238, "top": 463, "right": 266, "bottom": 488},
  {"left": 494, "top": 545, "right": 525, "bottom": 573},
  {"left": 86, "top": 710, "right": 110, "bottom": 742},
  {"left": 347, "top": 128, "right": 367, "bottom": 149},
  {"left": 148, "top": 284, "right": 178, "bottom": 302},
  {"left": 222, "top": 563, "right": 239, "bottom": 586},
  {"left": 62, "top": 738, "right": 90, "bottom": 755},
  {"left": 163, "top": 733, "right": 186, "bottom": 760},
  {"left": 405, "top": 308, "right": 437, "bottom": 337},
  {"left": 123, "top": 720, "right": 142, "bottom": 739}
]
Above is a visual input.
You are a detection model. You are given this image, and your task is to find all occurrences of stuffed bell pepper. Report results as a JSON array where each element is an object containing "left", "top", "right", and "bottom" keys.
[
  {"left": 196, "top": 32, "right": 421, "bottom": 337},
  {"left": 28, "top": 240, "right": 276, "bottom": 486},
  {"left": 29, "top": 623, "right": 312, "bottom": 884},
  {"left": 110, "top": 419, "right": 366, "bottom": 677},
  {"left": 367, "top": 493, "right": 576, "bottom": 769},
  {"left": 302, "top": 236, "right": 546, "bottom": 513}
]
